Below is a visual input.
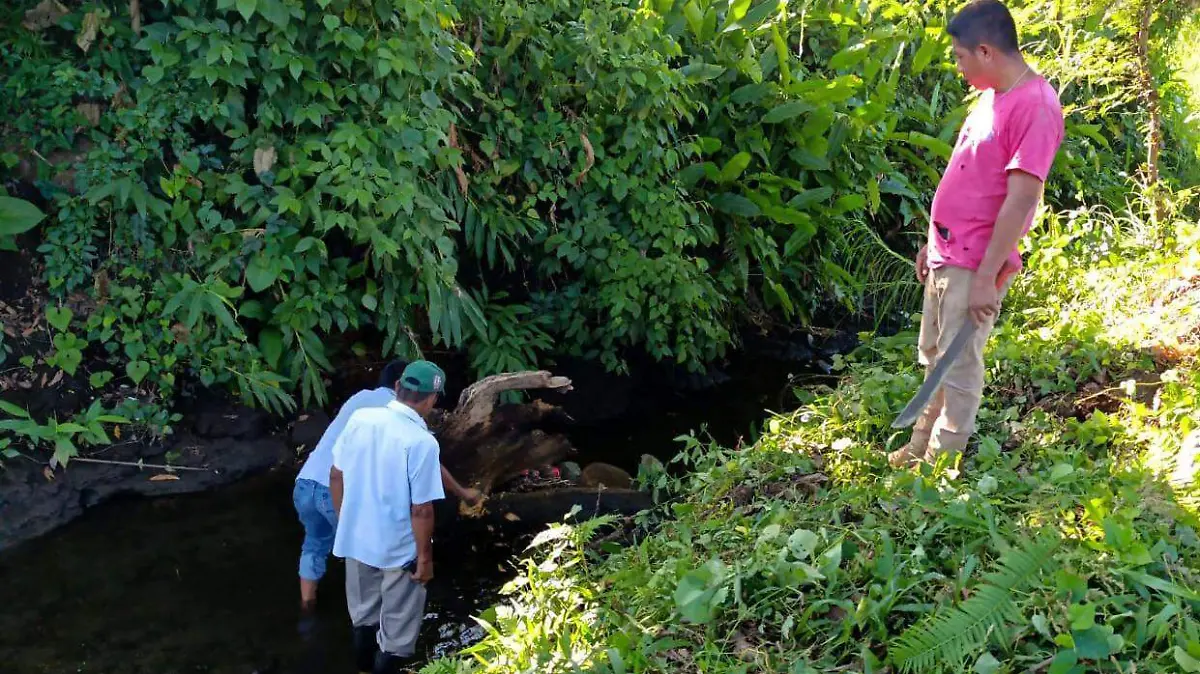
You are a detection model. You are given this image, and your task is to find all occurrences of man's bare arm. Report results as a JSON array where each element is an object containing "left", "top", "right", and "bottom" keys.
[
  {"left": 410, "top": 502, "right": 435, "bottom": 583},
  {"left": 440, "top": 464, "right": 482, "bottom": 505},
  {"left": 330, "top": 466, "right": 344, "bottom": 516},
  {"left": 977, "top": 170, "right": 1043, "bottom": 281}
]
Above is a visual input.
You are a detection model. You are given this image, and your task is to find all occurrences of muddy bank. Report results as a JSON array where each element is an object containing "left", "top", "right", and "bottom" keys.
[{"left": 0, "top": 405, "right": 295, "bottom": 551}]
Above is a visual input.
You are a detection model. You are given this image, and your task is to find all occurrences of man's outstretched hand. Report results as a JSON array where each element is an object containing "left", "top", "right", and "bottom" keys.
[{"left": 460, "top": 487, "right": 483, "bottom": 507}]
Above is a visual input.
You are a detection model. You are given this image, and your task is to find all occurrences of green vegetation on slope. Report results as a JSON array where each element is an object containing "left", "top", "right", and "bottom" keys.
[
  {"left": 2, "top": 0, "right": 1197, "bottom": 471},
  {"left": 425, "top": 191, "right": 1200, "bottom": 672}
]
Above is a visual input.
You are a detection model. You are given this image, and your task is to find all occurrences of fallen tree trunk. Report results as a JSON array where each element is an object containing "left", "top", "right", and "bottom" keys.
[{"left": 430, "top": 370, "right": 578, "bottom": 493}]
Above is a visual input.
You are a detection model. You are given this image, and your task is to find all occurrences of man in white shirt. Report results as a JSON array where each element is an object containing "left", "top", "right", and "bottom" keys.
[
  {"left": 291, "top": 360, "right": 479, "bottom": 626},
  {"left": 330, "top": 360, "right": 448, "bottom": 674}
]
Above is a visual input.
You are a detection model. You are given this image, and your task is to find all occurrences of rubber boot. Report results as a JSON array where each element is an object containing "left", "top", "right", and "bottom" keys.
[
  {"left": 352, "top": 625, "right": 380, "bottom": 673},
  {"left": 371, "top": 650, "right": 412, "bottom": 674}
]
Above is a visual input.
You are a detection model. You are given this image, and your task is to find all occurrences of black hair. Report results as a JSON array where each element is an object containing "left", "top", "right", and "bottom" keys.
[
  {"left": 378, "top": 359, "right": 409, "bottom": 389},
  {"left": 947, "top": 0, "right": 1021, "bottom": 54},
  {"left": 396, "top": 387, "right": 437, "bottom": 405}
]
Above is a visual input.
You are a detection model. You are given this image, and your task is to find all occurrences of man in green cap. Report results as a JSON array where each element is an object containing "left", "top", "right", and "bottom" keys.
[{"left": 328, "top": 360, "right": 450, "bottom": 673}]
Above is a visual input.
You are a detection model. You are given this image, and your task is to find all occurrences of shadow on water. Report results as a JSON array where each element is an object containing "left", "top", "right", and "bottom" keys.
[{"left": 0, "top": 336, "right": 850, "bottom": 673}]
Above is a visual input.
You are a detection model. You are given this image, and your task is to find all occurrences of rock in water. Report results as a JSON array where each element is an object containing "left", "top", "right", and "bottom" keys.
[{"left": 579, "top": 462, "right": 633, "bottom": 490}]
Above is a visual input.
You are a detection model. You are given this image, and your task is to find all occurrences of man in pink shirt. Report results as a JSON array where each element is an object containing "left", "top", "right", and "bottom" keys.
[{"left": 889, "top": 0, "right": 1064, "bottom": 467}]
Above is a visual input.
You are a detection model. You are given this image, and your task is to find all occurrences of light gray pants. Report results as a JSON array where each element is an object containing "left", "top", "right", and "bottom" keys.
[{"left": 345, "top": 558, "right": 427, "bottom": 657}]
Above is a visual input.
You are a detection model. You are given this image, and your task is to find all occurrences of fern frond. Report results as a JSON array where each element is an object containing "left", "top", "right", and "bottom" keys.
[
  {"left": 888, "top": 536, "right": 1061, "bottom": 673},
  {"left": 830, "top": 219, "right": 922, "bottom": 326}
]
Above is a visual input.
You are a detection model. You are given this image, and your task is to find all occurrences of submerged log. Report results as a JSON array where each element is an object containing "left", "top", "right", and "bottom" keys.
[{"left": 431, "top": 370, "right": 577, "bottom": 493}]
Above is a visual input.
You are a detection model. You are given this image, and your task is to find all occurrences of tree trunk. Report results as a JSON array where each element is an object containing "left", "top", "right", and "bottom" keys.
[
  {"left": 430, "top": 370, "right": 578, "bottom": 492},
  {"left": 1135, "top": 0, "right": 1165, "bottom": 222}
]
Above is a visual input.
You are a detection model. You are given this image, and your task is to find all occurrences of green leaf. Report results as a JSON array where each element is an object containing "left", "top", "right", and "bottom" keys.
[
  {"left": 911, "top": 36, "right": 941, "bottom": 74},
  {"left": 0, "top": 400, "right": 30, "bottom": 418},
  {"left": 1068, "top": 604, "right": 1096, "bottom": 630},
  {"left": 973, "top": 653, "right": 1000, "bottom": 674},
  {"left": 258, "top": 328, "right": 283, "bottom": 369},
  {"left": 829, "top": 42, "right": 870, "bottom": 70},
  {"left": 710, "top": 193, "right": 761, "bottom": 217},
  {"left": 905, "top": 132, "right": 954, "bottom": 160},
  {"left": 832, "top": 194, "right": 867, "bottom": 214},
  {"left": 762, "top": 101, "right": 814, "bottom": 124},
  {"left": 46, "top": 306, "right": 73, "bottom": 332},
  {"left": 246, "top": 255, "right": 279, "bottom": 292},
  {"left": 126, "top": 360, "right": 150, "bottom": 384},
  {"left": 235, "top": 0, "right": 257, "bottom": 20},
  {"left": 1072, "top": 626, "right": 1113, "bottom": 660},
  {"left": 718, "top": 152, "right": 752, "bottom": 183},
  {"left": 1048, "top": 651, "right": 1080, "bottom": 674},
  {"left": 680, "top": 63, "right": 725, "bottom": 82},
  {"left": 89, "top": 371, "right": 115, "bottom": 388},
  {"left": 788, "top": 529, "right": 819, "bottom": 559},
  {"left": 788, "top": 187, "right": 834, "bottom": 209},
  {"left": 1175, "top": 647, "right": 1200, "bottom": 673},
  {"left": 0, "top": 197, "right": 46, "bottom": 237},
  {"left": 143, "top": 65, "right": 165, "bottom": 84},
  {"left": 739, "top": 0, "right": 781, "bottom": 29},
  {"left": 362, "top": 294, "right": 378, "bottom": 311}
]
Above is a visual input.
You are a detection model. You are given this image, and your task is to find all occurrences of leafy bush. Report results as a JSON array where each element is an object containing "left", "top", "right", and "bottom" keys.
[{"left": 2, "top": 0, "right": 1195, "bottom": 429}]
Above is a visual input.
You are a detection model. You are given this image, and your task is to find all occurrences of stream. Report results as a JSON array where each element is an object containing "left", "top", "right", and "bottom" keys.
[{"left": 0, "top": 338, "right": 846, "bottom": 674}]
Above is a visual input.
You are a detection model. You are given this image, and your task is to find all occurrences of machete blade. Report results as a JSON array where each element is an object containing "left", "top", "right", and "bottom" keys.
[{"left": 891, "top": 318, "right": 978, "bottom": 429}]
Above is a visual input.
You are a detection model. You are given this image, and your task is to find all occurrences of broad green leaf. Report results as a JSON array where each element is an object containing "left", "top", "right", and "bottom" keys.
[
  {"left": 788, "top": 529, "right": 819, "bottom": 559},
  {"left": 0, "top": 400, "right": 30, "bottom": 418},
  {"left": 680, "top": 63, "right": 725, "bottom": 82},
  {"left": 973, "top": 653, "right": 1000, "bottom": 674},
  {"left": 912, "top": 35, "right": 941, "bottom": 74},
  {"left": 258, "top": 328, "right": 283, "bottom": 369},
  {"left": 1048, "top": 651, "right": 1081, "bottom": 674},
  {"left": 710, "top": 193, "right": 760, "bottom": 217},
  {"left": 0, "top": 197, "right": 46, "bottom": 237},
  {"left": 829, "top": 42, "right": 870, "bottom": 70},
  {"left": 126, "top": 360, "right": 151, "bottom": 384},
  {"left": 1072, "top": 626, "right": 1113, "bottom": 660},
  {"left": 143, "top": 65, "right": 165, "bottom": 84},
  {"left": 246, "top": 255, "right": 279, "bottom": 292},
  {"left": 1069, "top": 603, "right": 1096, "bottom": 630},
  {"left": 832, "top": 194, "right": 867, "bottom": 214},
  {"left": 236, "top": 0, "right": 257, "bottom": 20},
  {"left": 718, "top": 152, "right": 752, "bottom": 183},
  {"left": 788, "top": 187, "right": 834, "bottom": 209},
  {"left": 1175, "top": 647, "right": 1200, "bottom": 673},
  {"left": 762, "top": 101, "right": 814, "bottom": 124},
  {"left": 905, "top": 132, "right": 954, "bottom": 160},
  {"left": 730, "top": 83, "right": 771, "bottom": 105},
  {"left": 740, "top": 0, "right": 781, "bottom": 30},
  {"left": 46, "top": 306, "right": 73, "bottom": 332}
]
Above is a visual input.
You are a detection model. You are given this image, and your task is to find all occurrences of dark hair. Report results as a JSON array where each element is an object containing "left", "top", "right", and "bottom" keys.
[
  {"left": 947, "top": 0, "right": 1020, "bottom": 54},
  {"left": 396, "top": 387, "right": 437, "bottom": 406},
  {"left": 378, "top": 359, "right": 409, "bottom": 389}
]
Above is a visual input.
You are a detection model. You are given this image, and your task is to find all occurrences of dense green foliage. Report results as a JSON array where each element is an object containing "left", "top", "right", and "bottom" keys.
[
  {"left": 2, "top": 0, "right": 1196, "bottom": 460},
  {"left": 424, "top": 192, "right": 1200, "bottom": 672}
]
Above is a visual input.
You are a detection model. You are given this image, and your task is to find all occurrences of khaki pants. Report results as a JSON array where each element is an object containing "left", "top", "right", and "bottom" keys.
[{"left": 909, "top": 266, "right": 1011, "bottom": 458}]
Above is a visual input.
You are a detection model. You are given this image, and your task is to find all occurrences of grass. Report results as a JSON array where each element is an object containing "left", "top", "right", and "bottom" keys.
[{"left": 423, "top": 192, "right": 1200, "bottom": 673}]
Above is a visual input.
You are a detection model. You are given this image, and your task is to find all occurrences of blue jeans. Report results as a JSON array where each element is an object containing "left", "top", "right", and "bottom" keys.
[{"left": 293, "top": 478, "right": 338, "bottom": 581}]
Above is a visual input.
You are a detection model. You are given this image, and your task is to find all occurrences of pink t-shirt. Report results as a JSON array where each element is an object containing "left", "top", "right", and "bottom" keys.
[{"left": 928, "top": 76, "right": 1064, "bottom": 273}]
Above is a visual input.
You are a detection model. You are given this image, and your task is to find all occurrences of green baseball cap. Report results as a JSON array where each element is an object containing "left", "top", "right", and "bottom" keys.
[{"left": 399, "top": 360, "right": 446, "bottom": 394}]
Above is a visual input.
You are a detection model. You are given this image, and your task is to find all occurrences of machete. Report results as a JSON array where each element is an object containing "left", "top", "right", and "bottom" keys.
[{"left": 891, "top": 316, "right": 977, "bottom": 429}]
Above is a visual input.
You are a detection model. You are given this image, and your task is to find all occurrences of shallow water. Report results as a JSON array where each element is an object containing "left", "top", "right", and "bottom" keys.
[{"left": 0, "top": 344, "right": 831, "bottom": 674}]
